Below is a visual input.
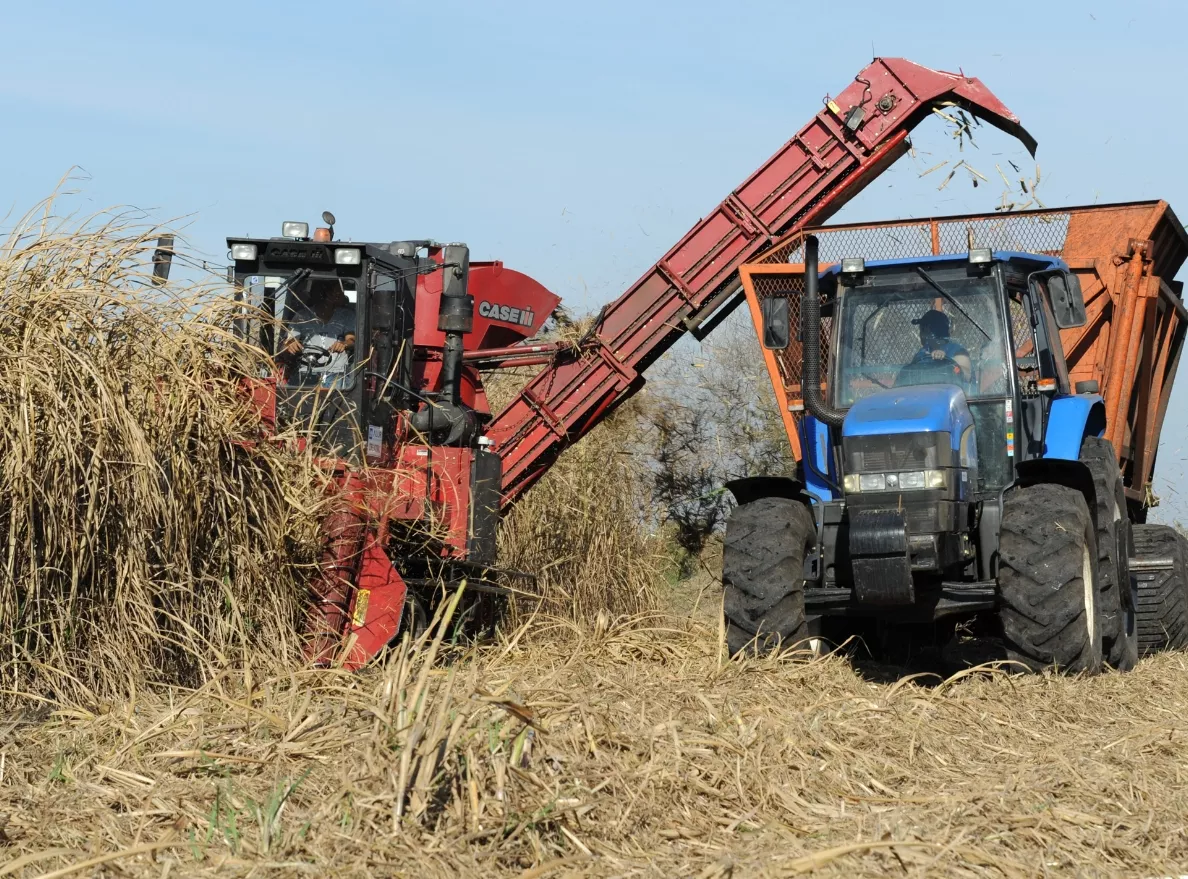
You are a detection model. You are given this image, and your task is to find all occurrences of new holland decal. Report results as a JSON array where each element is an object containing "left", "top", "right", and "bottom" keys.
[{"left": 478, "top": 300, "right": 535, "bottom": 328}]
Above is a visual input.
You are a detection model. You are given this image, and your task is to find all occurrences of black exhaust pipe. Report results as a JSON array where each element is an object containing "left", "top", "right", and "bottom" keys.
[
  {"left": 409, "top": 243, "right": 480, "bottom": 446},
  {"left": 438, "top": 243, "right": 473, "bottom": 405},
  {"left": 801, "top": 235, "right": 845, "bottom": 426}
]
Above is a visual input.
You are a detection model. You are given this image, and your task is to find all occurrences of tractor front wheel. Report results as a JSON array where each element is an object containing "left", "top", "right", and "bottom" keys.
[
  {"left": 722, "top": 496, "right": 814, "bottom": 656},
  {"left": 997, "top": 483, "right": 1102, "bottom": 674}
]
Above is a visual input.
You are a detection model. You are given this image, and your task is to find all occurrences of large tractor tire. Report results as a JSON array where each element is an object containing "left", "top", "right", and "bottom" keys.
[
  {"left": 997, "top": 483, "right": 1102, "bottom": 674},
  {"left": 722, "top": 496, "right": 814, "bottom": 656},
  {"left": 1080, "top": 437, "right": 1138, "bottom": 671},
  {"left": 1132, "top": 524, "right": 1188, "bottom": 655}
]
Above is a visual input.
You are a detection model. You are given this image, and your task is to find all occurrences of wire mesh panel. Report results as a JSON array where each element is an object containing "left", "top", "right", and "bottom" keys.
[
  {"left": 936, "top": 212, "right": 1071, "bottom": 255},
  {"left": 759, "top": 211, "right": 1076, "bottom": 266},
  {"left": 769, "top": 223, "right": 936, "bottom": 265}
]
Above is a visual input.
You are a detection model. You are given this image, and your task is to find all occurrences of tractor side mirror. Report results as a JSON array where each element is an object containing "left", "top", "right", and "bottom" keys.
[
  {"left": 1048, "top": 271, "right": 1087, "bottom": 329},
  {"left": 760, "top": 295, "right": 791, "bottom": 350}
]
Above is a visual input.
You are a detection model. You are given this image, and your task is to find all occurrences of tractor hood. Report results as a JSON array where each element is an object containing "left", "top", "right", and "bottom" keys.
[{"left": 842, "top": 385, "right": 974, "bottom": 454}]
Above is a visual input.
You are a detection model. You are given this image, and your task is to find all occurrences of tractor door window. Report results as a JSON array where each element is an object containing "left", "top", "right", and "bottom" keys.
[
  {"left": 279, "top": 277, "right": 359, "bottom": 391},
  {"left": 1008, "top": 293, "right": 1039, "bottom": 387},
  {"left": 1035, "top": 279, "right": 1072, "bottom": 392}
]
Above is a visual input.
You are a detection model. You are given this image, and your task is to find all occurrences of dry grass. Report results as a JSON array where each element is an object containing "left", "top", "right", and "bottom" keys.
[
  {"left": 495, "top": 399, "right": 664, "bottom": 625},
  {"left": 485, "top": 331, "right": 665, "bottom": 626},
  {"left": 3, "top": 604, "right": 1188, "bottom": 878},
  {"left": 0, "top": 201, "right": 326, "bottom": 707}
]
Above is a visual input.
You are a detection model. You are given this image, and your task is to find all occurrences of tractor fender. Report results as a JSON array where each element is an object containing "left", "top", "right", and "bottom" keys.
[
  {"left": 725, "top": 476, "right": 813, "bottom": 508},
  {"left": 1014, "top": 458, "right": 1099, "bottom": 537},
  {"left": 1043, "top": 395, "right": 1107, "bottom": 460}
]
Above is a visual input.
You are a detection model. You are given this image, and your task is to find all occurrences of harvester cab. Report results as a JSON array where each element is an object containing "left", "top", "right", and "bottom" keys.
[
  {"left": 227, "top": 219, "right": 558, "bottom": 464},
  {"left": 228, "top": 220, "right": 440, "bottom": 456},
  {"left": 734, "top": 234, "right": 1137, "bottom": 672}
]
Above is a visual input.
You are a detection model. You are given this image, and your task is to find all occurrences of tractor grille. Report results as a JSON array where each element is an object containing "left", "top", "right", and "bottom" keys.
[
  {"left": 851, "top": 446, "right": 930, "bottom": 473},
  {"left": 843, "top": 432, "right": 952, "bottom": 473}
]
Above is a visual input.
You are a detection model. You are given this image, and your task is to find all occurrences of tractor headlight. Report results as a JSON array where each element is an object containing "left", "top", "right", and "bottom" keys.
[
  {"left": 896, "top": 470, "right": 946, "bottom": 489},
  {"left": 859, "top": 473, "right": 886, "bottom": 492},
  {"left": 899, "top": 470, "right": 926, "bottom": 489},
  {"left": 230, "top": 243, "right": 258, "bottom": 261},
  {"left": 334, "top": 247, "right": 362, "bottom": 266},
  {"left": 843, "top": 470, "right": 947, "bottom": 492}
]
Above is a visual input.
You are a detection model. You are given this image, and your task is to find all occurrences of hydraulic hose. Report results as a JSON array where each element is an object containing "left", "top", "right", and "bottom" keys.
[{"left": 801, "top": 235, "right": 846, "bottom": 426}]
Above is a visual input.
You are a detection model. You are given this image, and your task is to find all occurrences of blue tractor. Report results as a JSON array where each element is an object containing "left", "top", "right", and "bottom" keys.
[{"left": 725, "top": 235, "right": 1140, "bottom": 673}]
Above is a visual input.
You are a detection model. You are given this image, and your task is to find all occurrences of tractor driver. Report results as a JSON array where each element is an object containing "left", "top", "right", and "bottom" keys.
[
  {"left": 280, "top": 279, "right": 357, "bottom": 385},
  {"left": 907, "top": 309, "right": 971, "bottom": 382}
]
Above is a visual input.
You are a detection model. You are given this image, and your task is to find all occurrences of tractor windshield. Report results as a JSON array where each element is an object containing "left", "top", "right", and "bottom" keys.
[{"left": 833, "top": 273, "right": 1009, "bottom": 407}]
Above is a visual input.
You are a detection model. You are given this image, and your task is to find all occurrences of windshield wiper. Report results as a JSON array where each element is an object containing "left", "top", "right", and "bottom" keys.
[
  {"left": 914, "top": 266, "right": 992, "bottom": 341},
  {"left": 270, "top": 267, "right": 312, "bottom": 307}
]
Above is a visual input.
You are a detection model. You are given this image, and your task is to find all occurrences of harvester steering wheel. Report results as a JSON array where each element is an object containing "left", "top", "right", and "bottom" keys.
[{"left": 297, "top": 344, "right": 333, "bottom": 369}]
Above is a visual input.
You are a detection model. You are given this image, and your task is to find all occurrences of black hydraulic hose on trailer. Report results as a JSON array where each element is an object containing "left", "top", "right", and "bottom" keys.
[{"left": 801, "top": 236, "right": 846, "bottom": 427}]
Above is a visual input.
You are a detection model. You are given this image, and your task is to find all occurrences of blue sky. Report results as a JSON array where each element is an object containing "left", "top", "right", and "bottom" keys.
[{"left": 4, "top": 0, "right": 1188, "bottom": 519}]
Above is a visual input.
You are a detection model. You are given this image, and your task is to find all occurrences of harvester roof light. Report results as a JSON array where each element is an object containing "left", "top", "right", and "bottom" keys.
[
  {"left": 840, "top": 257, "right": 866, "bottom": 274},
  {"left": 282, "top": 221, "right": 309, "bottom": 240},
  {"left": 230, "top": 243, "right": 258, "bottom": 261},
  {"left": 334, "top": 247, "right": 362, "bottom": 266},
  {"left": 968, "top": 248, "right": 993, "bottom": 264}
]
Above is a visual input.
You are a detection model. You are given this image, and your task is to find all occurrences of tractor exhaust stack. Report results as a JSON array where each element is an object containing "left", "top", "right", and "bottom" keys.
[{"left": 801, "top": 236, "right": 845, "bottom": 426}]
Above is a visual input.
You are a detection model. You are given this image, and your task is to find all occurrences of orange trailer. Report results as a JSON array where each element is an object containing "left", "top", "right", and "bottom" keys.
[{"left": 739, "top": 200, "right": 1188, "bottom": 519}]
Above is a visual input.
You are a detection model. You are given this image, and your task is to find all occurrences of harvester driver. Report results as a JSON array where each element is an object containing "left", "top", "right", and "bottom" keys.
[
  {"left": 907, "top": 309, "right": 971, "bottom": 382},
  {"left": 281, "top": 280, "right": 356, "bottom": 386}
]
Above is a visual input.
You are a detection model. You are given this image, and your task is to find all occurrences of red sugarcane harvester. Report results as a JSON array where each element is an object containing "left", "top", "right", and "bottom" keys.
[{"left": 215, "top": 58, "right": 1184, "bottom": 671}]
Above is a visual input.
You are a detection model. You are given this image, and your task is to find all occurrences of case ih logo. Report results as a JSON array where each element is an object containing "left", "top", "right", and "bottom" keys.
[{"left": 478, "top": 300, "right": 535, "bottom": 328}]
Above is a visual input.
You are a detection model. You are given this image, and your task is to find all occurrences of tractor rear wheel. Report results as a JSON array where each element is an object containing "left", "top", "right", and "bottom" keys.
[
  {"left": 1132, "top": 524, "right": 1188, "bottom": 655},
  {"left": 997, "top": 483, "right": 1102, "bottom": 674},
  {"left": 1080, "top": 437, "right": 1138, "bottom": 671},
  {"left": 722, "top": 496, "right": 814, "bottom": 656}
]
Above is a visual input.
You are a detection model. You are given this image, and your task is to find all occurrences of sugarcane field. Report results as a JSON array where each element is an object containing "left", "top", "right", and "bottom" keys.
[{"left": 5, "top": 3, "right": 1188, "bottom": 877}]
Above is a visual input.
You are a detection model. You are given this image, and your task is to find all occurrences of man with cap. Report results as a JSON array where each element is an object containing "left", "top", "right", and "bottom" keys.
[{"left": 907, "top": 308, "right": 971, "bottom": 382}]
